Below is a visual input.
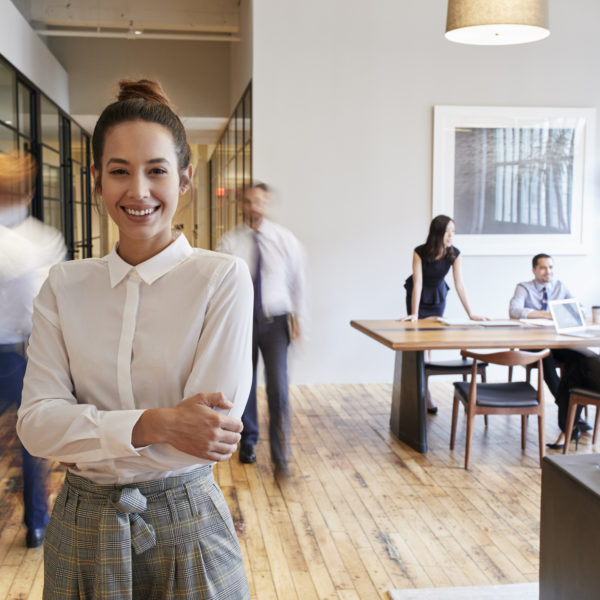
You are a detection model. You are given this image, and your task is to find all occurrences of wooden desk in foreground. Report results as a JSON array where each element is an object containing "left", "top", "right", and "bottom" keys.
[{"left": 350, "top": 319, "right": 600, "bottom": 453}]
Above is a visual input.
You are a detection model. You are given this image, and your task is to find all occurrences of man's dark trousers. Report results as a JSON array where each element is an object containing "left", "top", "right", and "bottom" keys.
[
  {"left": 542, "top": 348, "right": 591, "bottom": 401},
  {"left": 556, "top": 351, "right": 600, "bottom": 432},
  {"left": 241, "top": 314, "right": 290, "bottom": 469},
  {"left": 0, "top": 350, "right": 49, "bottom": 532}
]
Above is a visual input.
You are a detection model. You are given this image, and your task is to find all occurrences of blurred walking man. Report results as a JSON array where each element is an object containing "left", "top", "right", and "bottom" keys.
[{"left": 218, "top": 183, "right": 306, "bottom": 479}]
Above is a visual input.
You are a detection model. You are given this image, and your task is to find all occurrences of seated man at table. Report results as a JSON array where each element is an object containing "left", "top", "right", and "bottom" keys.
[{"left": 509, "top": 253, "right": 596, "bottom": 446}]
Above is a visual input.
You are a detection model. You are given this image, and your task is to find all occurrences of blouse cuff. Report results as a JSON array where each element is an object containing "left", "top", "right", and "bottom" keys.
[{"left": 100, "top": 409, "right": 147, "bottom": 458}]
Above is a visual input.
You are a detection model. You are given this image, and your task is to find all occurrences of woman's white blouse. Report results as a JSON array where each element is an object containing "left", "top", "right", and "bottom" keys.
[{"left": 17, "top": 234, "right": 253, "bottom": 484}]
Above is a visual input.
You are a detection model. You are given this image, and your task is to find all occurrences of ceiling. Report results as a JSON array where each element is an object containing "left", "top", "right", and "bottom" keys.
[{"left": 12, "top": 0, "right": 240, "bottom": 41}]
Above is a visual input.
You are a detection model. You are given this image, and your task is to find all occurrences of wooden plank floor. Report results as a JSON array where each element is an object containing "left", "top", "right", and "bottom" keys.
[{"left": 1, "top": 381, "right": 598, "bottom": 599}]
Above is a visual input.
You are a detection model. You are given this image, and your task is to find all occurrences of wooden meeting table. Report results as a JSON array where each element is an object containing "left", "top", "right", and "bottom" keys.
[{"left": 350, "top": 319, "right": 600, "bottom": 453}]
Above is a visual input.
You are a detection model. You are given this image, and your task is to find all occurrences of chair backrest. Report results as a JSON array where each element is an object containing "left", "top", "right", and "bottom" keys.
[{"left": 460, "top": 348, "right": 549, "bottom": 367}]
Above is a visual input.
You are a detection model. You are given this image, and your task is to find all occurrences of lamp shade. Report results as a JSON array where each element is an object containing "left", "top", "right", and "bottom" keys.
[{"left": 445, "top": 0, "right": 549, "bottom": 45}]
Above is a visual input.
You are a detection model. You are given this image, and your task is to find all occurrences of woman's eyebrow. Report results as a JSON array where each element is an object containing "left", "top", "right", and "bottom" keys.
[
  {"left": 105, "top": 157, "right": 171, "bottom": 166},
  {"left": 106, "top": 157, "right": 129, "bottom": 166}
]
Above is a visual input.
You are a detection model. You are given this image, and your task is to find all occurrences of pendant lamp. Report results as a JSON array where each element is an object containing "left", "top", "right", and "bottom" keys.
[{"left": 445, "top": 0, "right": 549, "bottom": 45}]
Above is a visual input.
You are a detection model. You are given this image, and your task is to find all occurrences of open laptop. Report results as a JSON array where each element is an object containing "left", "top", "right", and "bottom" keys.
[{"left": 549, "top": 299, "right": 600, "bottom": 338}]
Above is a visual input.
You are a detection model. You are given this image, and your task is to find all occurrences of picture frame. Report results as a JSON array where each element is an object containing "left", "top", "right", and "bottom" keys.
[{"left": 432, "top": 106, "right": 596, "bottom": 255}]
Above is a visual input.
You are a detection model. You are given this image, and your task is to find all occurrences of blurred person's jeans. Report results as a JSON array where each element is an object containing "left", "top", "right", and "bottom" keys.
[{"left": 0, "top": 345, "right": 49, "bottom": 532}]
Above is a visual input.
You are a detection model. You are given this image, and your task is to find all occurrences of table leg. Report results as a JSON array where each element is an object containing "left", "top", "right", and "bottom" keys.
[{"left": 390, "top": 349, "right": 427, "bottom": 452}]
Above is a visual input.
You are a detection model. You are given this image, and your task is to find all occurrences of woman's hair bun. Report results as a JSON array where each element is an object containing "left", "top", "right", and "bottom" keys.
[{"left": 117, "top": 79, "right": 172, "bottom": 108}]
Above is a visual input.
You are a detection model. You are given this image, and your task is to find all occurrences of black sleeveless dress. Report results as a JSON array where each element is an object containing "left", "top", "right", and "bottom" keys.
[{"left": 404, "top": 244, "right": 460, "bottom": 318}]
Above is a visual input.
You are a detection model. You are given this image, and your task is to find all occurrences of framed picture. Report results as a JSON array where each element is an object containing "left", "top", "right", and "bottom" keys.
[{"left": 432, "top": 106, "right": 596, "bottom": 255}]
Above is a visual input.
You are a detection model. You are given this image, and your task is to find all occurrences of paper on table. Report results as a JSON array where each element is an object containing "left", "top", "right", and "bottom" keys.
[
  {"left": 436, "top": 317, "right": 522, "bottom": 327},
  {"left": 520, "top": 318, "right": 554, "bottom": 327}
]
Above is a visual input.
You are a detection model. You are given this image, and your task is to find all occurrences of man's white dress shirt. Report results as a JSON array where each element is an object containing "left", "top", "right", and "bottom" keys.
[
  {"left": 17, "top": 234, "right": 253, "bottom": 484},
  {"left": 509, "top": 278, "right": 573, "bottom": 319},
  {"left": 0, "top": 209, "right": 66, "bottom": 344},
  {"left": 217, "top": 219, "right": 306, "bottom": 326}
]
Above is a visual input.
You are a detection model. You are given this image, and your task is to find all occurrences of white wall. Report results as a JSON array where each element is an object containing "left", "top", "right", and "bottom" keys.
[
  {"left": 230, "top": 0, "right": 253, "bottom": 112},
  {"left": 253, "top": 0, "right": 600, "bottom": 384},
  {"left": 1, "top": 0, "right": 69, "bottom": 111}
]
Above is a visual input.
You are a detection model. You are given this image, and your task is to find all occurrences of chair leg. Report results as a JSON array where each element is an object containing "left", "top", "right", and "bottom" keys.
[
  {"left": 593, "top": 406, "right": 600, "bottom": 446},
  {"left": 464, "top": 410, "right": 474, "bottom": 469},
  {"left": 563, "top": 400, "right": 580, "bottom": 455},
  {"left": 521, "top": 415, "right": 527, "bottom": 450},
  {"left": 584, "top": 405, "right": 588, "bottom": 420},
  {"left": 538, "top": 414, "right": 545, "bottom": 467},
  {"left": 476, "top": 372, "right": 487, "bottom": 423},
  {"left": 450, "top": 396, "right": 459, "bottom": 449}
]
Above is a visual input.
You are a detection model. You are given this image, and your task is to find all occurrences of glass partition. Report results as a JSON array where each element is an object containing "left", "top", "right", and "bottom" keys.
[
  {"left": 0, "top": 60, "right": 16, "bottom": 126},
  {"left": 17, "top": 82, "right": 31, "bottom": 138},
  {"left": 71, "top": 124, "right": 86, "bottom": 259},
  {"left": 40, "top": 95, "right": 64, "bottom": 238},
  {"left": 209, "top": 82, "right": 252, "bottom": 249},
  {"left": 41, "top": 95, "right": 60, "bottom": 150},
  {"left": 0, "top": 125, "right": 16, "bottom": 153},
  {"left": 0, "top": 56, "right": 99, "bottom": 260},
  {"left": 41, "top": 145, "right": 61, "bottom": 231}
]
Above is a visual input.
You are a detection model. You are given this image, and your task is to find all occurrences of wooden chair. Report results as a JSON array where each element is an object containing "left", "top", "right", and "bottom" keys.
[
  {"left": 508, "top": 360, "right": 563, "bottom": 384},
  {"left": 563, "top": 388, "right": 600, "bottom": 454},
  {"left": 450, "top": 349, "right": 550, "bottom": 469},
  {"left": 508, "top": 358, "right": 584, "bottom": 419},
  {"left": 424, "top": 356, "right": 488, "bottom": 408}
]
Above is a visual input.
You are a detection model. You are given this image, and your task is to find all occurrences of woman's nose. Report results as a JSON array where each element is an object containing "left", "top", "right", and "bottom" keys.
[{"left": 127, "top": 174, "right": 150, "bottom": 199}]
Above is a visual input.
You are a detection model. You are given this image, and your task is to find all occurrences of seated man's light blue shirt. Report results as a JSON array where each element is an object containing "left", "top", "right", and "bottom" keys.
[{"left": 509, "top": 279, "right": 573, "bottom": 319}]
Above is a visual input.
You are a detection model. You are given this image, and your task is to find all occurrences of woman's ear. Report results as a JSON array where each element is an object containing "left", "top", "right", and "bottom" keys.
[
  {"left": 179, "top": 164, "right": 193, "bottom": 195},
  {"left": 91, "top": 165, "right": 102, "bottom": 195}
]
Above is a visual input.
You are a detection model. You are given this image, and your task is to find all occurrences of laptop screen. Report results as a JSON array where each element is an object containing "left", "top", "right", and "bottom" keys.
[{"left": 549, "top": 299, "right": 585, "bottom": 332}]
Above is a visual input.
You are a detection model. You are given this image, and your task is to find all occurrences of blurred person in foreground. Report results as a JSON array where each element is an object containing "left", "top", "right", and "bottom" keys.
[
  {"left": 0, "top": 151, "right": 66, "bottom": 547},
  {"left": 218, "top": 183, "right": 306, "bottom": 479}
]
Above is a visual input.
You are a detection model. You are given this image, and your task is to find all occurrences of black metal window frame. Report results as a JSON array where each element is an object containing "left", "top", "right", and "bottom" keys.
[
  {"left": 0, "top": 54, "right": 93, "bottom": 260},
  {"left": 209, "top": 81, "right": 252, "bottom": 249}
]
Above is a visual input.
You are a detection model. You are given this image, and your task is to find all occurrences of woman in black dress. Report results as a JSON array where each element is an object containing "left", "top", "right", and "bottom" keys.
[
  {"left": 402, "top": 215, "right": 484, "bottom": 322},
  {"left": 401, "top": 215, "right": 487, "bottom": 411}
]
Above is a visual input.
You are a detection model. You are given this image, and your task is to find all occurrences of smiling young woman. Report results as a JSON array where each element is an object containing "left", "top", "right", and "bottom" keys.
[
  {"left": 17, "top": 80, "right": 253, "bottom": 599},
  {"left": 92, "top": 119, "right": 191, "bottom": 265}
]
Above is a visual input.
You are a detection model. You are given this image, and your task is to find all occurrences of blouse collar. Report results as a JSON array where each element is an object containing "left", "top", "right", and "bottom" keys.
[{"left": 106, "top": 233, "right": 193, "bottom": 288}]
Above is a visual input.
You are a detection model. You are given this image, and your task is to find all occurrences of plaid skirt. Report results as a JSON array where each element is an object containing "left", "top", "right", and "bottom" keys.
[{"left": 43, "top": 466, "right": 249, "bottom": 600}]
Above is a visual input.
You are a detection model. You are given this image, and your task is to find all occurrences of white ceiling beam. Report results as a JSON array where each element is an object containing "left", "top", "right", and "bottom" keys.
[{"left": 35, "top": 28, "right": 240, "bottom": 42}]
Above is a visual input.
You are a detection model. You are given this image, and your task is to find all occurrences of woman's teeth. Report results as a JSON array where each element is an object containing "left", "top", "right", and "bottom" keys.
[{"left": 125, "top": 207, "right": 156, "bottom": 216}]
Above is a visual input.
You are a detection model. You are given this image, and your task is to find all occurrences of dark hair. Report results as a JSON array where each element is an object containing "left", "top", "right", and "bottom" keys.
[
  {"left": 422, "top": 214, "right": 456, "bottom": 261},
  {"left": 250, "top": 182, "right": 270, "bottom": 194},
  {"left": 532, "top": 253, "right": 552, "bottom": 268},
  {"left": 91, "top": 79, "right": 191, "bottom": 187}
]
